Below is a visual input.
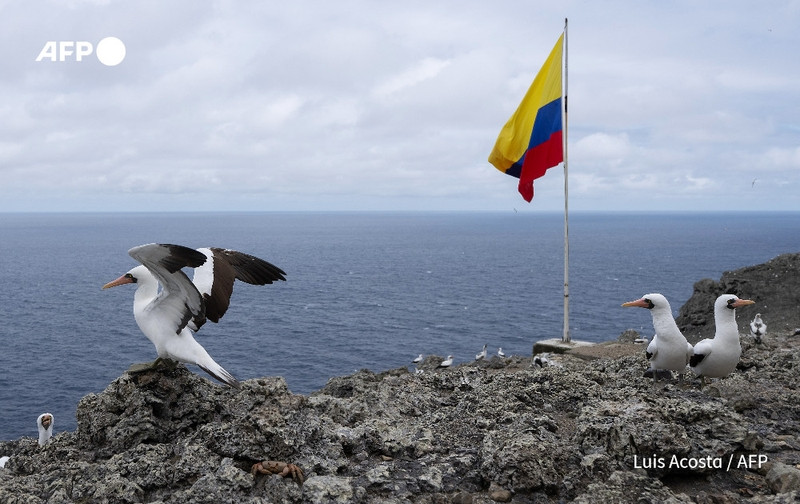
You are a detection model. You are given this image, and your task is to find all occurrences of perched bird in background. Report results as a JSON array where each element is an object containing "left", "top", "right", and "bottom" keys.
[
  {"left": 497, "top": 347, "right": 506, "bottom": 358},
  {"left": 533, "top": 353, "right": 550, "bottom": 367},
  {"left": 412, "top": 354, "right": 424, "bottom": 364},
  {"left": 475, "top": 344, "right": 487, "bottom": 361},
  {"left": 533, "top": 353, "right": 562, "bottom": 368},
  {"left": 691, "top": 294, "right": 755, "bottom": 386},
  {"left": 749, "top": 313, "right": 766, "bottom": 344},
  {"left": 622, "top": 293, "right": 693, "bottom": 384},
  {"left": 0, "top": 412, "right": 54, "bottom": 469},
  {"left": 439, "top": 355, "right": 453, "bottom": 368},
  {"left": 37, "top": 413, "right": 54, "bottom": 446},
  {"left": 103, "top": 243, "right": 286, "bottom": 388}
]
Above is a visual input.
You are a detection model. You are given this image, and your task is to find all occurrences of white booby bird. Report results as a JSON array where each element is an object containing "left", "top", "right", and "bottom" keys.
[
  {"left": 497, "top": 347, "right": 505, "bottom": 358},
  {"left": 103, "top": 243, "right": 286, "bottom": 388},
  {"left": 475, "top": 344, "right": 487, "bottom": 361},
  {"left": 439, "top": 355, "right": 453, "bottom": 368},
  {"left": 749, "top": 313, "right": 766, "bottom": 344},
  {"left": 690, "top": 294, "right": 754, "bottom": 385},
  {"left": 533, "top": 352, "right": 562, "bottom": 368},
  {"left": 412, "top": 354, "right": 424, "bottom": 364},
  {"left": 37, "top": 413, "right": 53, "bottom": 446},
  {"left": 533, "top": 353, "right": 550, "bottom": 367},
  {"left": 0, "top": 412, "right": 54, "bottom": 469},
  {"left": 622, "top": 293, "right": 693, "bottom": 383}
]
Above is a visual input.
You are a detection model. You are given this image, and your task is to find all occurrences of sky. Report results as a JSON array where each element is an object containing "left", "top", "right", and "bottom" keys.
[{"left": 1, "top": 0, "right": 798, "bottom": 213}]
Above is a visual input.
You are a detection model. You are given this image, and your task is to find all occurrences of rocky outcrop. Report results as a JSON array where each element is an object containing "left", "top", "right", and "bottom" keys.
[
  {"left": 677, "top": 252, "right": 800, "bottom": 343},
  {"left": 2, "top": 253, "right": 799, "bottom": 503},
  {"left": 2, "top": 342, "right": 799, "bottom": 503}
]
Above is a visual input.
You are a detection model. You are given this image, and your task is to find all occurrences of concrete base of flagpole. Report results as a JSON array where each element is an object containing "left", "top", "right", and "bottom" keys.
[{"left": 532, "top": 338, "right": 595, "bottom": 356}]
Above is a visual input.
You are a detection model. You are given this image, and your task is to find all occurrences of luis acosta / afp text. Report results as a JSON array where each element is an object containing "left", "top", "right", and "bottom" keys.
[{"left": 634, "top": 453, "right": 770, "bottom": 471}]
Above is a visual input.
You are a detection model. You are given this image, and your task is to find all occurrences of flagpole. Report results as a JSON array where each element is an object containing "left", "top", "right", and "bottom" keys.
[{"left": 562, "top": 17, "right": 571, "bottom": 343}]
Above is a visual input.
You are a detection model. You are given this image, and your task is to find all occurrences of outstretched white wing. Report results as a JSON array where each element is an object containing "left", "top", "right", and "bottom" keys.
[{"left": 128, "top": 243, "right": 208, "bottom": 335}]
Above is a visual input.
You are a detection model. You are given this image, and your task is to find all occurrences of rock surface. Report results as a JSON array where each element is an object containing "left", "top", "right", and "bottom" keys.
[
  {"left": 1, "top": 253, "right": 799, "bottom": 504},
  {"left": 676, "top": 252, "right": 800, "bottom": 343}
]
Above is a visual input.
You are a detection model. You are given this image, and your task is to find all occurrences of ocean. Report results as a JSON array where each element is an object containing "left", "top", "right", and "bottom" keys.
[{"left": 1, "top": 211, "right": 798, "bottom": 441}]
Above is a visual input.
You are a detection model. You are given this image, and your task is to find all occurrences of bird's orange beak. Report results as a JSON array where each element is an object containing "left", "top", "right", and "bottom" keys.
[
  {"left": 102, "top": 275, "right": 134, "bottom": 289},
  {"left": 732, "top": 298, "right": 755, "bottom": 308},
  {"left": 622, "top": 298, "right": 649, "bottom": 308}
]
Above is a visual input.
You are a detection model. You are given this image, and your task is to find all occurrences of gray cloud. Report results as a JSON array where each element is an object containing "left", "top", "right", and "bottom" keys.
[{"left": 1, "top": 1, "right": 798, "bottom": 212}]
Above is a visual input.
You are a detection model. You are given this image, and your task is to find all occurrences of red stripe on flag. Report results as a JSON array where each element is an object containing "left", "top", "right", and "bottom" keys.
[{"left": 517, "top": 130, "right": 563, "bottom": 202}]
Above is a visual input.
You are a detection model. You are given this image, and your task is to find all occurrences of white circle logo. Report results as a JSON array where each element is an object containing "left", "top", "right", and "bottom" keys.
[{"left": 95, "top": 37, "right": 126, "bottom": 66}]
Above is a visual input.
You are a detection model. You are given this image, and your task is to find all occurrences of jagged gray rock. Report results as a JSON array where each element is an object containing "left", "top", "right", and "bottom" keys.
[
  {"left": 1, "top": 253, "right": 799, "bottom": 503},
  {"left": 766, "top": 462, "right": 800, "bottom": 494},
  {"left": 677, "top": 252, "right": 800, "bottom": 342},
  {"left": 2, "top": 346, "right": 798, "bottom": 503}
]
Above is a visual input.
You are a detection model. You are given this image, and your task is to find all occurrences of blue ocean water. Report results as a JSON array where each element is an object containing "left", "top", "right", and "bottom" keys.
[{"left": 0, "top": 211, "right": 798, "bottom": 441}]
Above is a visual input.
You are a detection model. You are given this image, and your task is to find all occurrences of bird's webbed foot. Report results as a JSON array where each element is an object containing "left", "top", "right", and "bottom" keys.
[{"left": 127, "top": 357, "right": 179, "bottom": 374}]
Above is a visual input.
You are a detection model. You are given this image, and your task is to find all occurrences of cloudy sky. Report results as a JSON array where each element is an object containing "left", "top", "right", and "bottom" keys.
[{"left": 1, "top": 0, "right": 798, "bottom": 212}]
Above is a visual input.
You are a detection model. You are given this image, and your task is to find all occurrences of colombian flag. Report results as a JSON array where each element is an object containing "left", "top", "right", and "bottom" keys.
[{"left": 489, "top": 33, "right": 564, "bottom": 202}]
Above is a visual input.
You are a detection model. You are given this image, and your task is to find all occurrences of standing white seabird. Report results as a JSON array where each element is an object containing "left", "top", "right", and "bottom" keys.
[
  {"left": 475, "top": 344, "right": 487, "bottom": 361},
  {"left": 749, "top": 313, "right": 766, "bottom": 344},
  {"left": 0, "top": 412, "right": 54, "bottom": 469},
  {"left": 37, "top": 413, "right": 53, "bottom": 446},
  {"left": 690, "top": 294, "right": 755, "bottom": 385},
  {"left": 412, "top": 354, "right": 424, "bottom": 364},
  {"left": 497, "top": 347, "right": 506, "bottom": 358},
  {"left": 103, "top": 243, "right": 286, "bottom": 388},
  {"left": 622, "top": 293, "right": 693, "bottom": 383},
  {"left": 439, "top": 355, "right": 453, "bottom": 368}
]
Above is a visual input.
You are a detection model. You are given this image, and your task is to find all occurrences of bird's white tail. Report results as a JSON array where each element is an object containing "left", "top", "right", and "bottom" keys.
[{"left": 168, "top": 330, "right": 240, "bottom": 388}]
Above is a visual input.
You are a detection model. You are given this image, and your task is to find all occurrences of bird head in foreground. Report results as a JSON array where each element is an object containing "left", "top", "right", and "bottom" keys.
[
  {"left": 716, "top": 293, "right": 755, "bottom": 311},
  {"left": 102, "top": 265, "right": 148, "bottom": 289},
  {"left": 621, "top": 293, "right": 669, "bottom": 311}
]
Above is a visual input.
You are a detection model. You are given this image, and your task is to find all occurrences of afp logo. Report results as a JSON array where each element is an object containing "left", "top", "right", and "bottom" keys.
[{"left": 35, "top": 36, "right": 126, "bottom": 66}]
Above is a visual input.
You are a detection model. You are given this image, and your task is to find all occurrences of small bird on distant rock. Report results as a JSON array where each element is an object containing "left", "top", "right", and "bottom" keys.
[
  {"left": 497, "top": 347, "right": 506, "bottom": 358},
  {"left": 533, "top": 353, "right": 561, "bottom": 368},
  {"left": 749, "top": 313, "right": 766, "bottom": 344},
  {"left": 37, "top": 413, "right": 54, "bottom": 446},
  {"left": 412, "top": 354, "right": 423, "bottom": 364},
  {"left": 439, "top": 355, "right": 453, "bottom": 368},
  {"left": 475, "top": 344, "right": 487, "bottom": 361},
  {"left": 1, "top": 412, "right": 53, "bottom": 469}
]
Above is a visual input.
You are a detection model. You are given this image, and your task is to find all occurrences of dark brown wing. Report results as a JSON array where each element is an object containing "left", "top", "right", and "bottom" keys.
[
  {"left": 211, "top": 248, "right": 287, "bottom": 285},
  {"left": 192, "top": 247, "right": 286, "bottom": 325}
]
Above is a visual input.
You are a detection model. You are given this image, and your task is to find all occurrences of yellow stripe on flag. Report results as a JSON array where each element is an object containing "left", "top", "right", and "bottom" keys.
[{"left": 489, "top": 33, "right": 564, "bottom": 174}]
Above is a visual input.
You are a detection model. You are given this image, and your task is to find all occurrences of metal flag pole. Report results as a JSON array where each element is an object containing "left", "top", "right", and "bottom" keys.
[{"left": 562, "top": 17, "right": 571, "bottom": 343}]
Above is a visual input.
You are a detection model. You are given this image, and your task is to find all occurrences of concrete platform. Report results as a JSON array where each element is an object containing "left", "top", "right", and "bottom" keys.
[{"left": 532, "top": 338, "right": 595, "bottom": 355}]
